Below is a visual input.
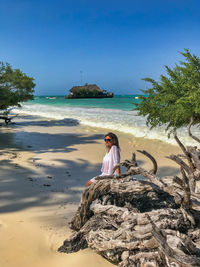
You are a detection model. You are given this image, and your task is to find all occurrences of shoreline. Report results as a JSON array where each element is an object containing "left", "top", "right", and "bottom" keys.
[
  {"left": 0, "top": 114, "right": 182, "bottom": 267},
  {"left": 13, "top": 102, "right": 199, "bottom": 147}
]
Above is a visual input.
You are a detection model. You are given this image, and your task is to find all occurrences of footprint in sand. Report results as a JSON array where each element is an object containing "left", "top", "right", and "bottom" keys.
[
  {"left": 28, "top": 177, "right": 38, "bottom": 182},
  {"left": 0, "top": 220, "right": 7, "bottom": 229}
]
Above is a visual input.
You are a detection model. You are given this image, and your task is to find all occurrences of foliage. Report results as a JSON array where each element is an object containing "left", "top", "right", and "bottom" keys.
[
  {"left": 135, "top": 49, "right": 200, "bottom": 133},
  {"left": 0, "top": 62, "right": 35, "bottom": 111},
  {"left": 74, "top": 89, "right": 103, "bottom": 97}
]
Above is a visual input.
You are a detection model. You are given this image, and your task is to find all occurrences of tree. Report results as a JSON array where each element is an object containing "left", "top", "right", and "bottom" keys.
[
  {"left": 135, "top": 49, "right": 200, "bottom": 135},
  {"left": 58, "top": 50, "right": 200, "bottom": 267},
  {"left": 0, "top": 62, "right": 35, "bottom": 111}
]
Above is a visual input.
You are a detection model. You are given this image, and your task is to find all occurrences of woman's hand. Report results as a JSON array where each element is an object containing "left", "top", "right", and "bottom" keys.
[{"left": 116, "top": 167, "right": 120, "bottom": 175}]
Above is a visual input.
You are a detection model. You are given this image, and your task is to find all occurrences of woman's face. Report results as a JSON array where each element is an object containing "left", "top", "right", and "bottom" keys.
[{"left": 104, "top": 135, "right": 114, "bottom": 149}]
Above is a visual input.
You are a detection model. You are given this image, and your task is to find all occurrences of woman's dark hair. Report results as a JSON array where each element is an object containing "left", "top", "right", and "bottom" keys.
[{"left": 105, "top": 132, "right": 120, "bottom": 149}]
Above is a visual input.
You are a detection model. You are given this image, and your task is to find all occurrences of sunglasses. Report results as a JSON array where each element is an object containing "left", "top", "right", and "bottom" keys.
[{"left": 104, "top": 138, "right": 112, "bottom": 142}]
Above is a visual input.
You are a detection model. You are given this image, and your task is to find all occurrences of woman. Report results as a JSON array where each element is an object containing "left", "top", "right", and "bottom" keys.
[{"left": 86, "top": 132, "right": 120, "bottom": 187}]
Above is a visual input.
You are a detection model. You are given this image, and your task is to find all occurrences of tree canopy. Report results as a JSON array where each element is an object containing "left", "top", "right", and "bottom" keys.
[
  {"left": 136, "top": 49, "right": 200, "bottom": 133},
  {"left": 0, "top": 62, "right": 35, "bottom": 111}
]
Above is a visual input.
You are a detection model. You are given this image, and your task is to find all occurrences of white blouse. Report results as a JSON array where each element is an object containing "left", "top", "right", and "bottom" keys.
[
  {"left": 90, "top": 145, "right": 120, "bottom": 182},
  {"left": 100, "top": 145, "right": 120, "bottom": 175}
]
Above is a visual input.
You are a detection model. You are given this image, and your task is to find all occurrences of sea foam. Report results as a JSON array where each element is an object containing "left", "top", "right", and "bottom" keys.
[{"left": 13, "top": 103, "right": 199, "bottom": 146}]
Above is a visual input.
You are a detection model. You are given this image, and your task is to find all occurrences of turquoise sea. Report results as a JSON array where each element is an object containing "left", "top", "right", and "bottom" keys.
[
  {"left": 13, "top": 95, "right": 197, "bottom": 146},
  {"left": 27, "top": 95, "right": 141, "bottom": 110}
]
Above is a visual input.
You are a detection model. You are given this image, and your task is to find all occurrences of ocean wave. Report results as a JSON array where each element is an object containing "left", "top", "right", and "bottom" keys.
[{"left": 13, "top": 103, "right": 199, "bottom": 146}]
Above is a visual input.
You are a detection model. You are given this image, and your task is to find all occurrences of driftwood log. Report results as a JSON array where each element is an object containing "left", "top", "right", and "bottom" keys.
[{"left": 58, "top": 126, "right": 200, "bottom": 267}]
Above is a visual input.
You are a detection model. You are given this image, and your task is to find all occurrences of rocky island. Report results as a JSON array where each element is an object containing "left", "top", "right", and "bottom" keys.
[{"left": 65, "top": 84, "right": 114, "bottom": 99}]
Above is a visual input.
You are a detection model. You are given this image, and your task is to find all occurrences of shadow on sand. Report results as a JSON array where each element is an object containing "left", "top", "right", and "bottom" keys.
[
  {"left": 0, "top": 129, "right": 105, "bottom": 216},
  {"left": 0, "top": 123, "right": 180, "bottom": 222},
  {"left": 12, "top": 115, "right": 80, "bottom": 127}
]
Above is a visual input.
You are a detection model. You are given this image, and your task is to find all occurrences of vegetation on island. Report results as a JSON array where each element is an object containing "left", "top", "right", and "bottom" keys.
[
  {"left": 0, "top": 62, "right": 35, "bottom": 112},
  {"left": 66, "top": 83, "right": 114, "bottom": 98},
  {"left": 136, "top": 49, "right": 200, "bottom": 135}
]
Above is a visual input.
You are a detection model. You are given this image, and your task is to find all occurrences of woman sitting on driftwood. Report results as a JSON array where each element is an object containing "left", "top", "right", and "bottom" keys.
[{"left": 86, "top": 132, "right": 120, "bottom": 186}]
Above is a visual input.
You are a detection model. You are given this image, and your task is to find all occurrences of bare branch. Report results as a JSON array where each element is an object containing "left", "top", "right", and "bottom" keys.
[
  {"left": 188, "top": 117, "right": 200, "bottom": 144},
  {"left": 95, "top": 170, "right": 132, "bottom": 181},
  {"left": 131, "top": 153, "right": 138, "bottom": 166},
  {"left": 180, "top": 167, "right": 192, "bottom": 209},
  {"left": 137, "top": 150, "right": 158, "bottom": 174},
  {"left": 167, "top": 154, "right": 192, "bottom": 174},
  {"left": 174, "top": 133, "right": 195, "bottom": 170},
  {"left": 111, "top": 159, "right": 136, "bottom": 174},
  {"left": 129, "top": 166, "right": 165, "bottom": 187},
  {"left": 187, "top": 146, "right": 200, "bottom": 171}
]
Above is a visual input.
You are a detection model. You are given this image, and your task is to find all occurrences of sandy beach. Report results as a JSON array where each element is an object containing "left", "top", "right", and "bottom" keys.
[{"left": 0, "top": 115, "right": 182, "bottom": 267}]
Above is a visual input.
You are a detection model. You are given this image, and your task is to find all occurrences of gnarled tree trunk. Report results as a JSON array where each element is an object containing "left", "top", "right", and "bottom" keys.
[{"left": 58, "top": 134, "right": 200, "bottom": 267}]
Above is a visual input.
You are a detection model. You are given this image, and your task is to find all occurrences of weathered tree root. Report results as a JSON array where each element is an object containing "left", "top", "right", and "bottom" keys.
[
  {"left": 58, "top": 179, "right": 200, "bottom": 266},
  {"left": 59, "top": 141, "right": 200, "bottom": 267}
]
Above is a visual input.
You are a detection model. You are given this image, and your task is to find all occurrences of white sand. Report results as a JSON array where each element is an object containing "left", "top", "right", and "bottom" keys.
[{"left": 0, "top": 115, "right": 182, "bottom": 267}]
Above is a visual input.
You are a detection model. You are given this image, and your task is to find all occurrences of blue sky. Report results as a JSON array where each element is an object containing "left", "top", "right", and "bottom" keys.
[{"left": 0, "top": 0, "right": 200, "bottom": 95}]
